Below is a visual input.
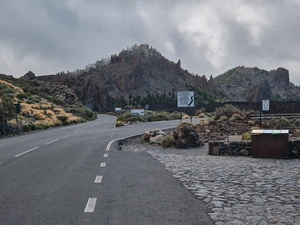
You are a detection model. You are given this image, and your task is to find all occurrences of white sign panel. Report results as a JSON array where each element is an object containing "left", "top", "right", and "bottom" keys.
[
  {"left": 131, "top": 108, "right": 145, "bottom": 116},
  {"left": 115, "top": 108, "right": 121, "bottom": 113},
  {"left": 178, "top": 91, "right": 194, "bottom": 107},
  {"left": 262, "top": 100, "right": 269, "bottom": 111}
]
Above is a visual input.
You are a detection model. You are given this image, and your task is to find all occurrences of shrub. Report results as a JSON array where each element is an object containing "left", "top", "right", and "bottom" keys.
[
  {"left": 247, "top": 120, "right": 256, "bottom": 126},
  {"left": 277, "top": 118, "right": 292, "bottom": 128},
  {"left": 115, "top": 121, "right": 126, "bottom": 127},
  {"left": 169, "top": 111, "right": 182, "bottom": 120},
  {"left": 36, "top": 123, "right": 50, "bottom": 130},
  {"left": 22, "top": 123, "right": 31, "bottom": 132},
  {"left": 33, "top": 111, "right": 46, "bottom": 120},
  {"left": 197, "top": 113, "right": 206, "bottom": 118},
  {"left": 148, "top": 111, "right": 169, "bottom": 122},
  {"left": 161, "top": 134, "right": 175, "bottom": 148},
  {"left": 218, "top": 116, "right": 228, "bottom": 122},
  {"left": 215, "top": 104, "right": 241, "bottom": 120},
  {"left": 182, "top": 114, "right": 190, "bottom": 119},
  {"left": 26, "top": 99, "right": 35, "bottom": 104},
  {"left": 229, "top": 113, "right": 242, "bottom": 122},
  {"left": 177, "top": 122, "right": 194, "bottom": 129},
  {"left": 57, "top": 116, "right": 69, "bottom": 125},
  {"left": 242, "top": 132, "right": 251, "bottom": 140},
  {"left": 16, "top": 93, "right": 28, "bottom": 99},
  {"left": 45, "top": 110, "right": 55, "bottom": 117},
  {"left": 117, "top": 111, "right": 131, "bottom": 121}
]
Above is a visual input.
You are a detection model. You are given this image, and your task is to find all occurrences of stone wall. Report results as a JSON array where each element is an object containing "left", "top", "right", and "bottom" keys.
[
  {"left": 208, "top": 140, "right": 300, "bottom": 158},
  {"left": 208, "top": 141, "right": 252, "bottom": 156}
]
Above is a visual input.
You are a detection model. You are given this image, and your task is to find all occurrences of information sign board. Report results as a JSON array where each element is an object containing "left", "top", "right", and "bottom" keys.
[
  {"left": 262, "top": 100, "right": 270, "bottom": 111},
  {"left": 177, "top": 91, "right": 194, "bottom": 107},
  {"left": 131, "top": 108, "right": 145, "bottom": 116}
]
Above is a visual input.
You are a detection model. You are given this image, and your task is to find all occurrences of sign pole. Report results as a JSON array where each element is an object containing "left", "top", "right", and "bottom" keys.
[{"left": 259, "top": 110, "right": 262, "bottom": 129}]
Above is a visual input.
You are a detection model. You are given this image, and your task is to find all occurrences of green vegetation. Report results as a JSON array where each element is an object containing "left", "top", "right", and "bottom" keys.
[
  {"left": 161, "top": 134, "right": 175, "bottom": 148},
  {"left": 115, "top": 110, "right": 186, "bottom": 126},
  {"left": 214, "top": 104, "right": 242, "bottom": 120},
  {"left": 0, "top": 73, "right": 97, "bottom": 135}
]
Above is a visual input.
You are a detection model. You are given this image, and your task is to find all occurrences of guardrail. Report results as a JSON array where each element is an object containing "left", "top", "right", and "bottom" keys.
[{"left": 251, "top": 113, "right": 300, "bottom": 120}]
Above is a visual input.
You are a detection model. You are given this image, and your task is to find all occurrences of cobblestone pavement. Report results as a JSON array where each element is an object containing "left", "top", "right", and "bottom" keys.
[{"left": 122, "top": 142, "right": 300, "bottom": 225}]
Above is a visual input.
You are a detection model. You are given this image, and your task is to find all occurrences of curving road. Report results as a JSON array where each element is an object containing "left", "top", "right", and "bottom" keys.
[{"left": 0, "top": 114, "right": 212, "bottom": 225}]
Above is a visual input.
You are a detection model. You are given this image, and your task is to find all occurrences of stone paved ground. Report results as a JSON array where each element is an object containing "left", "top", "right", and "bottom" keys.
[{"left": 121, "top": 141, "right": 300, "bottom": 225}]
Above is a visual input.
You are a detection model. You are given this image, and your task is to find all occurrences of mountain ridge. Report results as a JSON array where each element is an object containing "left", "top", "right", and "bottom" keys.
[{"left": 9, "top": 44, "right": 300, "bottom": 111}]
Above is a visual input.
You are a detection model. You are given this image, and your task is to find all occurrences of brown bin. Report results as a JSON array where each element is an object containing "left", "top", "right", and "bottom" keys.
[{"left": 251, "top": 130, "right": 289, "bottom": 158}]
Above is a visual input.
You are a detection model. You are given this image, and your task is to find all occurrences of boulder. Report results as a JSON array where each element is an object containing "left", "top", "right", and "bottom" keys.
[{"left": 150, "top": 134, "right": 164, "bottom": 144}]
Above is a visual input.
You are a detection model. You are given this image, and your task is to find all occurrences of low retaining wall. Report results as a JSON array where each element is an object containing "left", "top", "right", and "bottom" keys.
[{"left": 208, "top": 140, "right": 300, "bottom": 158}]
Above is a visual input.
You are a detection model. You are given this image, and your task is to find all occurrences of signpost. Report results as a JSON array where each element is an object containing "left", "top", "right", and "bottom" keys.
[
  {"left": 178, "top": 91, "right": 194, "bottom": 122},
  {"left": 262, "top": 100, "right": 270, "bottom": 111},
  {"left": 145, "top": 104, "right": 149, "bottom": 122},
  {"left": 177, "top": 91, "right": 194, "bottom": 107},
  {"left": 131, "top": 108, "right": 145, "bottom": 116},
  {"left": 260, "top": 100, "right": 270, "bottom": 128},
  {"left": 14, "top": 103, "right": 20, "bottom": 133}
]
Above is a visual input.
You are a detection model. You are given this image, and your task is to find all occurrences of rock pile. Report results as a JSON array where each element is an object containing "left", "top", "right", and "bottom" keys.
[
  {"left": 141, "top": 129, "right": 166, "bottom": 144},
  {"left": 172, "top": 125, "right": 202, "bottom": 148},
  {"left": 141, "top": 125, "right": 204, "bottom": 148}
]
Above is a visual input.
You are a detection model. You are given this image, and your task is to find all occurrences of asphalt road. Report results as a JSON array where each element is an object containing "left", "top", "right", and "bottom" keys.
[{"left": 0, "top": 114, "right": 213, "bottom": 225}]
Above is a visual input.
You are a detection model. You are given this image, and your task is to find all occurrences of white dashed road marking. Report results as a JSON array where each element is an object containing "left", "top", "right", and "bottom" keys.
[
  {"left": 14, "top": 147, "right": 39, "bottom": 158},
  {"left": 94, "top": 176, "right": 103, "bottom": 183},
  {"left": 103, "top": 153, "right": 108, "bottom": 158},
  {"left": 100, "top": 162, "right": 106, "bottom": 167},
  {"left": 84, "top": 198, "right": 97, "bottom": 212},
  {"left": 62, "top": 135, "right": 71, "bottom": 139},
  {"left": 45, "top": 139, "right": 59, "bottom": 145}
]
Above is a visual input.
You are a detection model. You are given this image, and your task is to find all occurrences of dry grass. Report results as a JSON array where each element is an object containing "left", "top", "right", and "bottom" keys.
[
  {"left": 0, "top": 80, "right": 23, "bottom": 93},
  {"left": 46, "top": 110, "right": 55, "bottom": 117},
  {"left": 53, "top": 107, "right": 64, "bottom": 114},
  {"left": 182, "top": 114, "right": 190, "bottom": 119},
  {"left": 33, "top": 111, "right": 46, "bottom": 120}
]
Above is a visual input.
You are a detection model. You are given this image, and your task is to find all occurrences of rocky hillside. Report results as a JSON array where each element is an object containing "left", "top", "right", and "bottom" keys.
[
  {"left": 36, "top": 44, "right": 216, "bottom": 112},
  {"left": 3, "top": 44, "right": 300, "bottom": 114},
  {"left": 0, "top": 73, "right": 97, "bottom": 135},
  {"left": 213, "top": 66, "right": 300, "bottom": 101}
]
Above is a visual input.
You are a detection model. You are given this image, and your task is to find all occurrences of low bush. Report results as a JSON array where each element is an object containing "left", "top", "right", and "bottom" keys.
[
  {"left": 16, "top": 93, "right": 28, "bottom": 99},
  {"left": 215, "top": 104, "right": 241, "bottom": 120},
  {"left": 242, "top": 132, "right": 251, "bottom": 140},
  {"left": 169, "top": 111, "right": 182, "bottom": 120},
  {"left": 218, "top": 116, "right": 228, "bottom": 122},
  {"left": 161, "top": 134, "right": 175, "bottom": 148},
  {"left": 115, "top": 121, "right": 126, "bottom": 127},
  {"left": 229, "top": 113, "right": 242, "bottom": 122},
  {"left": 148, "top": 112, "right": 169, "bottom": 122},
  {"left": 57, "top": 116, "right": 69, "bottom": 125},
  {"left": 177, "top": 122, "right": 194, "bottom": 129},
  {"left": 33, "top": 111, "right": 46, "bottom": 120}
]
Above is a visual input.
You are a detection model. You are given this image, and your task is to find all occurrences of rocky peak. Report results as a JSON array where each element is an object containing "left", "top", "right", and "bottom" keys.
[
  {"left": 246, "top": 80, "right": 272, "bottom": 102},
  {"left": 269, "top": 67, "right": 289, "bottom": 90},
  {"left": 22, "top": 71, "right": 36, "bottom": 80}
]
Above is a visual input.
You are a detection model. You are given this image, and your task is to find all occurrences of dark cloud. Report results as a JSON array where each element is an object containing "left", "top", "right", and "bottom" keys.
[{"left": 0, "top": 0, "right": 300, "bottom": 84}]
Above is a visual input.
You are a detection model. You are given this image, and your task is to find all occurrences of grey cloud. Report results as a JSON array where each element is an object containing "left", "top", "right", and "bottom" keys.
[{"left": 0, "top": 0, "right": 300, "bottom": 85}]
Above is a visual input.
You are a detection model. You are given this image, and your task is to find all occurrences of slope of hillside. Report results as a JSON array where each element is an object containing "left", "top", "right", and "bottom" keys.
[
  {"left": 36, "top": 44, "right": 217, "bottom": 111},
  {"left": 213, "top": 66, "right": 300, "bottom": 101},
  {"left": 0, "top": 74, "right": 97, "bottom": 135}
]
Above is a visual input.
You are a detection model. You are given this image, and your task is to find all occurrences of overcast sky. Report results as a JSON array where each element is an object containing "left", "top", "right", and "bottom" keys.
[{"left": 1, "top": 0, "right": 300, "bottom": 85}]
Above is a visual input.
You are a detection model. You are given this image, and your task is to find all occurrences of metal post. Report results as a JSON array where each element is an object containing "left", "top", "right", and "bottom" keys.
[
  {"left": 16, "top": 114, "right": 18, "bottom": 133},
  {"left": 259, "top": 110, "right": 262, "bottom": 129}
]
